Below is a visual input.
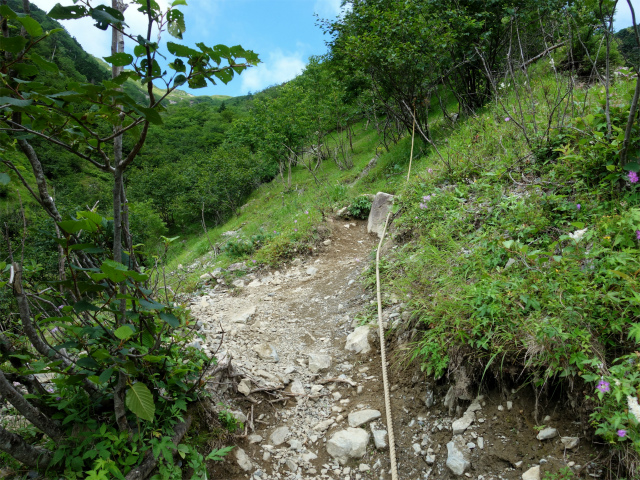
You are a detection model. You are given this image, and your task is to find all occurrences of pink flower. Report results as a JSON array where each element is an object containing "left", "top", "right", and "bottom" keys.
[
  {"left": 294, "top": 229, "right": 298, "bottom": 232},
  {"left": 305, "top": 210, "right": 309, "bottom": 214},
  {"left": 617, "top": 429, "right": 627, "bottom": 438},
  {"left": 505, "top": 117, "right": 511, "bottom": 122},
  {"left": 428, "top": 168, "right": 433, "bottom": 174},
  {"left": 636, "top": 230, "right": 640, "bottom": 241},
  {"left": 628, "top": 171, "right": 639, "bottom": 184},
  {"left": 423, "top": 195, "right": 431, "bottom": 202},
  {"left": 597, "top": 380, "right": 610, "bottom": 393},
  {"left": 294, "top": 220, "right": 297, "bottom": 223},
  {"left": 576, "top": 204, "right": 581, "bottom": 210}
]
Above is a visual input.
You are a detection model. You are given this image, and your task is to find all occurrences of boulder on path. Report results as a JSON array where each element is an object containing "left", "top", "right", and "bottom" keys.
[
  {"left": 231, "top": 306, "right": 256, "bottom": 323},
  {"left": 348, "top": 409, "right": 381, "bottom": 427},
  {"left": 446, "top": 436, "right": 471, "bottom": 476},
  {"left": 345, "top": 326, "right": 371, "bottom": 354},
  {"left": 326, "top": 428, "right": 370, "bottom": 465},
  {"left": 367, "top": 192, "right": 394, "bottom": 238},
  {"left": 536, "top": 427, "right": 558, "bottom": 441},
  {"left": 269, "top": 426, "right": 290, "bottom": 446},
  {"left": 253, "top": 343, "right": 279, "bottom": 362},
  {"left": 235, "top": 448, "right": 252, "bottom": 471},
  {"left": 522, "top": 465, "right": 541, "bottom": 480},
  {"left": 308, "top": 353, "right": 331, "bottom": 373}
]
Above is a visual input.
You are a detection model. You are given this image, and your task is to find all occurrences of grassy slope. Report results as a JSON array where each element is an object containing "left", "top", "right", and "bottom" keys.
[{"left": 166, "top": 66, "right": 640, "bottom": 466}]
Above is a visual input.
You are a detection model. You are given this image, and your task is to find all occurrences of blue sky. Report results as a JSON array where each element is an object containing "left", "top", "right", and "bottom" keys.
[
  {"left": 32, "top": 0, "right": 343, "bottom": 97},
  {"left": 31, "top": 0, "right": 640, "bottom": 98}
]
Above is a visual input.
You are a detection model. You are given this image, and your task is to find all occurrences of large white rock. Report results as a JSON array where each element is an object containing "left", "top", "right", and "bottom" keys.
[
  {"left": 345, "top": 326, "right": 371, "bottom": 354},
  {"left": 522, "top": 465, "right": 541, "bottom": 480},
  {"left": 452, "top": 412, "right": 475, "bottom": 435},
  {"left": 235, "top": 448, "right": 252, "bottom": 471},
  {"left": 561, "top": 436, "right": 579, "bottom": 449},
  {"left": 269, "top": 426, "right": 290, "bottom": 446},
  {"left": 231, "top": 306, "right": 256, "bottom": 323},
  {"left": 326, "top": 428, "right": 370, "bottom": 465},
  {"left": 237, "top": 378, "right": 252, "bottom": 396},
  {"left": 289, "top": 379, "right": 305, "bottom": 395},
  {"left": 308, "top": 353, "right": 331, "bottom": 373},
  {"left": 253, "top": 343, "right": 279, "bottom": 362},
  {"left": 536, "top": 427, "right": 558, "bottom": 441},
  {"left": 446, "top": 437, "right": 470, "bottom": 476},
  {"left": 371, "top": 426, "right": 387, "bottom": 450},
  {"left": 348, "top": 409, "right": 381, "bottom": 427},
  {"left": 367, "top": 192, "right": 394, "bottom": 238}
]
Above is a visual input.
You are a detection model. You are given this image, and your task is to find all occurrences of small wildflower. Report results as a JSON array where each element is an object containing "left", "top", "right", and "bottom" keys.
[
  {"left": 428, "top": 168, "right": 433, "bottom": 174},
  {"left": 576, "top": 204, "right": 581, "bottom": 210},
  {"left": 55, "top": 396, "right": 61, "bottom": 401},
  {"left": 273, "top": 230, "right": 277, "bottom": 234},
  {"left": 505, "top": 117, "right": 511, "bottom": 122},
  {"left": 628, "top": 171, "right": 639, "bottom": 184},
  {"left": 419, "top": 203, "right": 427, "bottom": 210},
  {"left": 596, "top": 380, "right": 610, "bottom": 393},
  {"left": 51, "top": 327, "right": 59, "bottom": 333},
  {"left": 294, "top": 229, "right": 298, "bottom": 232},
  {"left": 294, "top": 220, "right": 297, "bottom": 223},
  {"left": 423, "top": 195, "right": 431, "bottom": 202},
  {"left": 628, "top": 395, "right": 640, "bottom": 422},
  {"left": 636, "top": 230, "right": 640, "bottom": 241},
  {"left": 252, "top": 260, "right": 256, "bottom": 263},
  {"left": 617, "top": 429, "right": 627, "bottom": 438},
  {"left": 305, "top": 210, "right": 309, "bottom": 214}
]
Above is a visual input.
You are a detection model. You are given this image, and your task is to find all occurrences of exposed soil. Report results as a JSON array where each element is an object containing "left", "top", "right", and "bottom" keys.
[{"left": 186, "top": 218, "right": 606, "bottom": 480}]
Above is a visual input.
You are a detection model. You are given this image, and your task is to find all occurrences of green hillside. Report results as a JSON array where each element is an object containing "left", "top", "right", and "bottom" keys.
[{"left": 1, "top": 0, "right": 639, "bottom": 478}]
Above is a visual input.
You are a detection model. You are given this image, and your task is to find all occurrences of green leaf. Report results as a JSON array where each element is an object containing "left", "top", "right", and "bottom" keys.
[
  {"left": 74, "top": 300, "right": 100, "bottom": 313},
  {"left": 58, "top": 219, "right": 88, "bottom": 234},
  {"left": 114, "top": 325, "right": 135, "bottom": 340},
  {"left": 167, "top": 9, "right": 186, "bottom": 39},
  {"left": 173, "top": 74, "right": 187, "bottom": 87},
  {"left": 90, "top": 5, "right": 125, "bottom": 30},
  {"left": 139, "top": 298, "right": 164, "bottom": 311},
  {"left": 31, "top": 53, "right": 59, "bottom": 73},
  {"left": 0, "top": 5, "right": 17, "bottom": 19},
  {"left": 137, "top": 106, "right": 163, "bottom": 125},
  {"left": 16, "top": 16, "right": 43, "bottom": 37},
  {"left": 159, "top": 312, "right": 180, "bottom": 327},
  {"left": 206, "top": 446, "right": 234, "bottom": 461},
  {"left": 48, "top": 4, "right": 88, "bottom": 20},
  {"left": 172, "top": 0, "right": 188, "bottom": 6},
  {"left": 98, "top": 368, "right": 114, "bottom": 384},
  {"left": 0, "top": 36, "right": 27, "bottom": 54},
  {"left": 125, "top": 382, "right": 155, "bottom": 421},
  {"left": 167, "top": 41, "right": 199, "bottom": 57},
  {"left": 0, "top": 173, "right": 10, "bottom": 185},
  {"left": 104, "top": 53, "right": 134, "bottom": 67},
  {"left": 570, "top": 222, "right": 585, "bottom": 229},
  {"left": 77, "top": 356, "right": 100, "bottom": 370},
  {"left": 623, "top": 162, "right": 640, "bottom": 172}
]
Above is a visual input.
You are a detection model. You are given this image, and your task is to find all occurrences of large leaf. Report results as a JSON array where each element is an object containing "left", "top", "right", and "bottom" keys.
[
  {"left": 16, "top": 16, "right": 43, "bottom": 37},
  {"left": 167, "top": 9, "right": 185, "bottom": 39},
  {"left": 31, "top": 53, "right": 59, "bottom": 73},
  {"left": 0, "top": 5, "right": 17, "bottom": 19},
  {"left": 0, "top": 173, "right": 10, "bottom": 185},
  {"left": 0, "top": 36, "right": 28, "bottom": 54},
  {"left": 114, "top": 325, "right": 135, "bottom": 340},
  {"left": 48, "top": 4, "right": 88, "bottom": 20},
  {"left": 90, "top": 5, "right": 125, "bottom": 30},
  {"left": 167, "top": 41, "right": 199, "bottom": 57},
  {"left": 104, "top": 53, "right": 133, "bottom": 67},
  {"left": 126, "top": 382, "right": 155, "bottom": 421},
  {"left": 159, "top": 312, "right": 180, "bottom": 328}
]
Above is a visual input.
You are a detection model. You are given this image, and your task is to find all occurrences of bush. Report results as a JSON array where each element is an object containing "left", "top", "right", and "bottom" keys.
[{"left": 348, "top": 195, "right": 373, "bottom": 219}]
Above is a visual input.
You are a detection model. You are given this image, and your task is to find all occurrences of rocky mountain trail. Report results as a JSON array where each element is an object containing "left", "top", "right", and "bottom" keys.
[{"left": 183, "top": 217, "right": 605, "bottom": 480}]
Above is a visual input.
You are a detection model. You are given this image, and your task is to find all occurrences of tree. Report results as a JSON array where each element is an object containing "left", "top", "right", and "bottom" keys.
[{"left": 0, "top": 1, "right": 258, "bottom": 476}]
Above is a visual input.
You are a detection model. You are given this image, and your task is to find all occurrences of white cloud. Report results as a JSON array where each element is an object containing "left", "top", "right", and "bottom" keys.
[
  {"left": 240, "top": 49, "right": 305, "bottom": 94},
  {"left": 31, "top": 0, "right": 170, "bottom": 59}
]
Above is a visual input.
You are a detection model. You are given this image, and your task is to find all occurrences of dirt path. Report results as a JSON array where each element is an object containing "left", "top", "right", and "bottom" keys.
[{"left": 187, "top": 218, "right": 604, "bottom": 480}]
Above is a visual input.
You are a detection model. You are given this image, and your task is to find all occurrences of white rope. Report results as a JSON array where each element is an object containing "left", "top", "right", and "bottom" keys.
[{"left": 376, "top": 210, "right": 398, "bottom": 480}]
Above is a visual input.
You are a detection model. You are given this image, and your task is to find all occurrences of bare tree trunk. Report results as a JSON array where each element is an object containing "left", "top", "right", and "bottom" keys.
[
  {"left": 0, "top": 425, "right": 53, "bottom": 470},
  {"left": 0, "top": 369, "right": 63, "bottom": 441}
]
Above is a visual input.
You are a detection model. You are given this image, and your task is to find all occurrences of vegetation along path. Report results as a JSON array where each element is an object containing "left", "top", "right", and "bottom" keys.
[{"left": 186, "top": 217, "right": 606, "bottom": 480}]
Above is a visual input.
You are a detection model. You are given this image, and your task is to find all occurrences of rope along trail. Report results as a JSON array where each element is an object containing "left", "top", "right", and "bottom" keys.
[{"left": 376, "top": 211, "right": 398, "bottom": 480}]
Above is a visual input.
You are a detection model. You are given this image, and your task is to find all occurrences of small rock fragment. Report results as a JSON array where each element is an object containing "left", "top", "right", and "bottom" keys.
[
  {"left": 536, "top": 427, "right": 558, "bottom": 441},
  {"left": 235, "top": 448, "right": 252, "bottom": 471},
  {"left": 345, "top": 326, "right": 371, "bottom": 354},
  {"left": 269, "top": 426, "right": 290, "bottom": 446},
  {"left": 561, "top": 436, "right": 579, "bottom": 450},
  {"left": 348, "top": 409, "right": 381, "bottom": 428},
  {"left": 326, "top": 428, "right": 370, "bottom": 465},
  {"left": 522, "top": 465, "right": 541, "bottom": 480}
]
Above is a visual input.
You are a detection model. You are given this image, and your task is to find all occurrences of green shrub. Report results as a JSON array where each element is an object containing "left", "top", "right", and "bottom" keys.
[{"left": 348, "top": 195, "right": 373, "bottom": 219}]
